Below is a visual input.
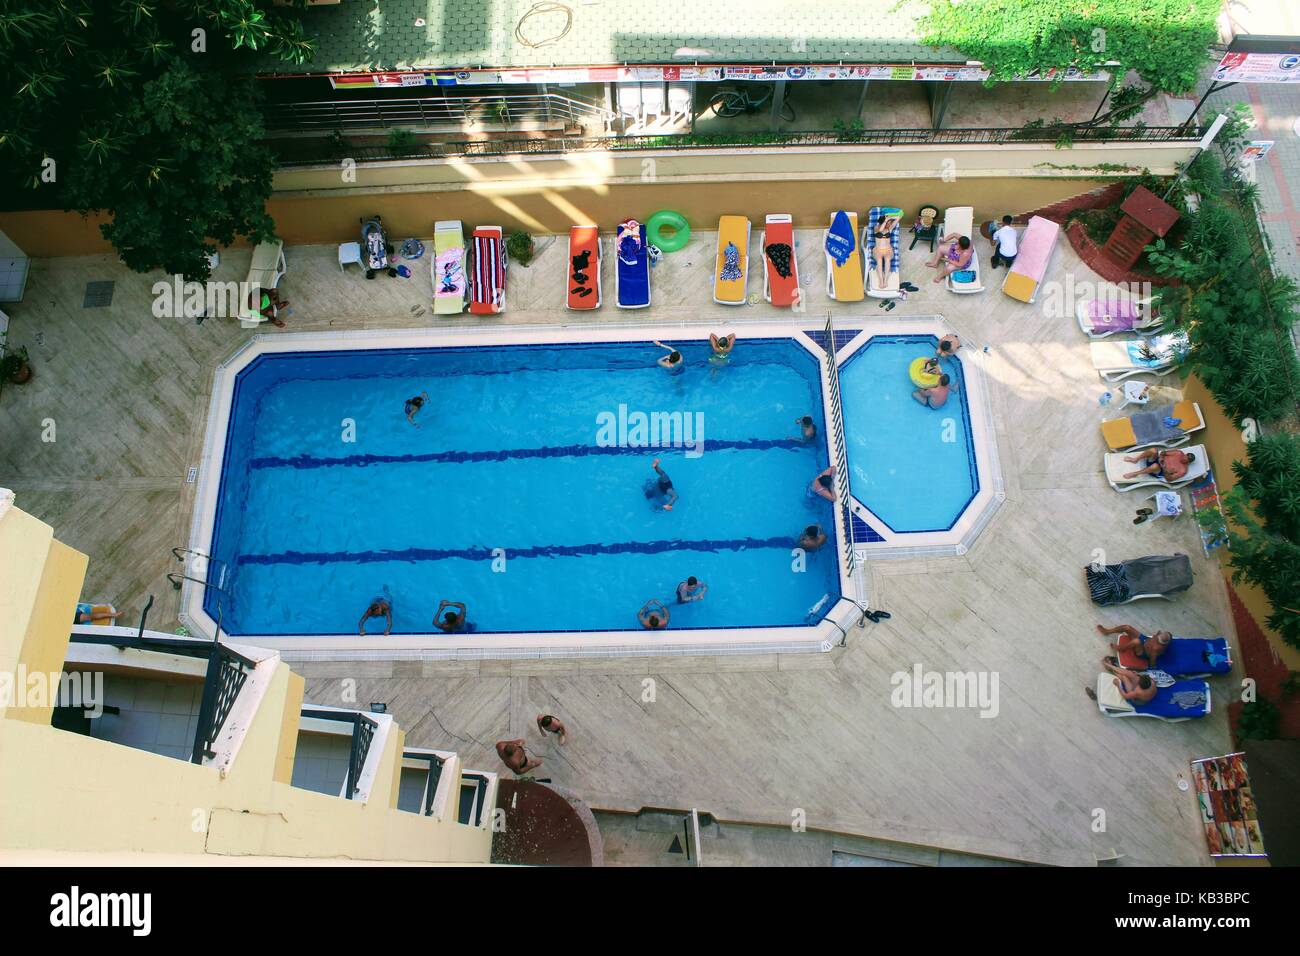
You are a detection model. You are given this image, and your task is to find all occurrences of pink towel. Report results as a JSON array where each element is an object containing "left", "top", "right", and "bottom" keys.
[
  {"left": 1088, "top": 299, "right": 1139, "bottom": 331},
  {"left": 1009, "top": 216, "right": 1059, "bottom": 280}
]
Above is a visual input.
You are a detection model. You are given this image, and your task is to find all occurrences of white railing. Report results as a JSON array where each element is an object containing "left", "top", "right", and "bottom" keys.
[
  {"left": 822, "top": 312, "right": 856, "bottom": 579},
  {"left": 265, "top": 92, "right": 617, "bottom": 133}
]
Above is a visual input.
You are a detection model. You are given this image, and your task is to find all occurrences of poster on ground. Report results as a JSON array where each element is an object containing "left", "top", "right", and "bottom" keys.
[{"left": 1190, "top": 752, "right": 1267, "bottom": 858}]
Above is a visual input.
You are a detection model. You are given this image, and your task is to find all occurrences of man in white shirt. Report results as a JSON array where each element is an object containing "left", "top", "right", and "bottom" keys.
[{"left": 991, "top": 215, "right": 1019, "bottom": 269}]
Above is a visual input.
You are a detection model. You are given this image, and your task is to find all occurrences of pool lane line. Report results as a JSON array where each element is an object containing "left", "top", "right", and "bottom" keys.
[
  {"left": 247, "top": 437, "right": 811, "bottom": 471},
  {"left": 236, "top": 535, "right": 805, "bottom": 567}
]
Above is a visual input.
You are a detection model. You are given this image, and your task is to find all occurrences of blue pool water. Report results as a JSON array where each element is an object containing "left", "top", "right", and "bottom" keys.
[
  {"left": 839, "top": 336, "right": 978, "bottom": 533},
  {"left": 206, "top": 339, "right": 840, "bottom": 636}
]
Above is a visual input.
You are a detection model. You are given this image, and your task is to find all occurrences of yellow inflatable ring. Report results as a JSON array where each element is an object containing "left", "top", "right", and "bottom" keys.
[{"left": 910, "top": 356, "right": 941, "bottom": 388}]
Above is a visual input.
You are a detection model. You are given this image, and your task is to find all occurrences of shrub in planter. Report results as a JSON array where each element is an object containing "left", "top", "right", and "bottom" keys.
[
  {"left": 0, "top": 346, "right": 32, "bottom": 384},
  {"left": 506, "top": 230, "right": 535, "bottom": 266},
  {"left": 1237, "top": 698, "right": 1281, "bottom": 741}
]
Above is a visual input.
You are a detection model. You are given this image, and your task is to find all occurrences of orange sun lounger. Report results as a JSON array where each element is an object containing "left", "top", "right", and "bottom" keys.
[
  {"left": 566, "top": 225, "right": 601, "bottom": 310},
  {"left": 761, "top": 214, "right": 800, "bottom": 308}
]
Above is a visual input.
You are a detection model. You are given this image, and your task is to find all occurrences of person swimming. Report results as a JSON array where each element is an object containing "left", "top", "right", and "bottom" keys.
[
  {"left": 644, "top": 457, "right": 679, "bottom": 510},
  {"left": 433, "top": 599, "right": 472, "bottom": 633},
  {"left": 405, "top": 391, "right": 429, "bottom": 427},
  {"left": 653, "top": 340, "right": 685, "bottom": 375},
  {"left": 792, "top": 415, "right": 817, "bottom": 442}
]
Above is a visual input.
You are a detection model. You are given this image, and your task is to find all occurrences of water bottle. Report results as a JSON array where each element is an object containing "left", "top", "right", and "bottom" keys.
[
  {"left": 1099, "top": 391, "right": 1113, "bottom": 407},
  {"left": 982, "top": 345, "right": 989, "bottom": 354}
]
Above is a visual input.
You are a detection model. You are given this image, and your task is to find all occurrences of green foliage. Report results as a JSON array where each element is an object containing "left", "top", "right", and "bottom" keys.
[
  {"left": 385, "top": 128, "right": 419, "bottom": 157},
  {"left": 0, "top": 344, "right": 30, "bottom": 380},
  {"left": 0, "top": 0, "right": 314, "bottom": 279},
  {"left": 1216, "top": 433, "right": 1300, "bottom": 649},
  {"left": 918, "top": 0, "right": 1220, "bottom": 94},
  {"left": 832, "top": 117, "right": 865, "bottom": 143},
  {"left": 1236, "top": 698, "right": 1281, "bottom": 741},
  {"left": 506, "top": 230, "right": 534, "bottom": 266}
]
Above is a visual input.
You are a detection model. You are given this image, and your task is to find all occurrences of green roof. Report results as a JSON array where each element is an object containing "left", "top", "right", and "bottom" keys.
[{"left": 261, "top": 0, "right": 966, "bottom": 75}]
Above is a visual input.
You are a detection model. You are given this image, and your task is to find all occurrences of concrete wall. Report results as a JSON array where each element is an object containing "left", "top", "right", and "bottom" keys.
[{"left": 0, "top": 140, "right": 1198, "bottom": 256}]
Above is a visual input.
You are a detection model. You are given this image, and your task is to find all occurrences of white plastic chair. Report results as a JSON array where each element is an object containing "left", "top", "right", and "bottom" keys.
[
  {"left": 667, "top": 83, "right": 692, "bottom": 125},
  {"left": 338, "top": 241, "right": 362, "bottom": 273},
  {"left": 640, "top": 83, "right": 666, "bottom": 126},
  {"left": 617, "top": 84, "right": 643, "bottom": 129}
]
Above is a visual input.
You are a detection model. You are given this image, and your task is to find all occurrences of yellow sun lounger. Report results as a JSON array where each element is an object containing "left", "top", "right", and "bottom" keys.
[
  {"left": 714, "top": 215, "right": 751, "bottom": 305},
  {"left": 1101, "top": 400, "right": 1203, "bottom": 451},
  {"left": 824, "top": 212, "right": 865, "bottom": 302}
]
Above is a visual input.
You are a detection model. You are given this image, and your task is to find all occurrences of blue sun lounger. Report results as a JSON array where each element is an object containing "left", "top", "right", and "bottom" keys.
[
  {"left": 615, "top": 220, "right": 650, "bottom": 309},
  {"left": 1117, "top": 636, "right": 1231, "bottom": 677},
  {"left": 1095, "top": 674, "right": 1211, "bottom": 721}
]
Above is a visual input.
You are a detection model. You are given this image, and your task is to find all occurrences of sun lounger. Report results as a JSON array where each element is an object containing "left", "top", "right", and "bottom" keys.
[
  {"left": 1094, "top": 673, "right": 1211, "bottom": 721},
  {"left": 761, "top": 214, "right": 800, "bottom": 308},
  {"left": 942, "top": 206, "right": 983, "bottom": 294},
  {"left": 432, "top": 220, "right": 466, "bottom": 315},
  {"left": 615, "top": 219, "right": 650, "bottom": 309},
  {"left": 468, "top": 226, "right": 506, "bottom": 315},
  {"left": 238, "top": 239, "right": 287, "bottom": 323},
  {"left": 1090, "top": 330, "right": 1188, "bottom": 382},
  {"left": 1101, "top": 400, "right": 1203, "bottom": 451},
  {"left": 1077, "top": 296, "right": 1162, "bottom": 338},
  {"left": 865, "top": 206, "right": 903, "bottom": 299},
  {"left": 714, "top": 215, "right": 751, "bottom": 305},
  {"left": 1001, "top": 215, "right": 1060, "bottom": 303},
  {"left": 824, "top": 210, "right": 864, "bottom": 302},
  {"left": 1104, "top": 444, "right": 1209, "bottom": 492},
  {"left": 1087, "top": 553, "right": 1193, "bottom": 606},
  {"left": 1114, "top": 636, "right": 1232, "bottom": 677},
  {"left": 566, "top": 225, "right": 601, "bottom": 311}
]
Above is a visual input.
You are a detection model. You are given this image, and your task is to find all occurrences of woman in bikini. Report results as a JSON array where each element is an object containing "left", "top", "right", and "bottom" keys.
[{"left": 871, "top": 215, "right": 899, "bottom": 290}]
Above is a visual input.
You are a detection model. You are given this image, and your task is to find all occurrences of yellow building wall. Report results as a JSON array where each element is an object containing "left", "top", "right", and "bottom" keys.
[
  {"left": 0, "top": 506, "right": 494, "bottom": 864},
  {"left": 1183, "top": 374, "right": 1300, "bottom": 671},
  {"left": 0, "top": 140, "right": 1198, "bottom": 256}
]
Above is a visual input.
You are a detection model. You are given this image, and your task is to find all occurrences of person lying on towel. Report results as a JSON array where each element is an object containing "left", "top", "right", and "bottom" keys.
[
  {"left": 1122, "top": 448, "right": 1194, "bottom": 481},
  {"left": 1103, "top": 659, "right": 1157, "bottom": 704},
  {"left": 1096, "top": 622, "right": 1171, "bottom": 669}
]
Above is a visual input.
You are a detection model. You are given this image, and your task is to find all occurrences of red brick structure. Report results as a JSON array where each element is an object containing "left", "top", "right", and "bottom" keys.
[{"left": 1101, "top": 185, "right": 1180, "bottom": 271}]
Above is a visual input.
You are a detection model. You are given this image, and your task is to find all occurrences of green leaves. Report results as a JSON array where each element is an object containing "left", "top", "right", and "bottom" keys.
[{"left": 919, "top": 0, "right": 1220, "bottom": 94}]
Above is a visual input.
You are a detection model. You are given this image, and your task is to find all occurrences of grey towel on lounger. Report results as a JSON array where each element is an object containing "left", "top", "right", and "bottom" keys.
[
  {"left": 1129, "top": 404, "right": 1183, "bottom": 446},
  {"left": 1122, "top": 554, "right": 1192, "bottom": 599}
]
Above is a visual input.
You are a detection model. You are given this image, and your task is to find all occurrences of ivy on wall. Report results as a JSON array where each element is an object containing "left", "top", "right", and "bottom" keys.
[{"left": 918, "top": 0, "right": 1221, "bottom": 94}]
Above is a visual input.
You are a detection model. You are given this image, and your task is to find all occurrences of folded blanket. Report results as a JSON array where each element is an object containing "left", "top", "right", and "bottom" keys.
[
  {"left": 1130, "top": 404, "right": 1183, "bottom": 445},
  {"left": 1124, "top": 554, "right": 1193, "bottom": 598}
]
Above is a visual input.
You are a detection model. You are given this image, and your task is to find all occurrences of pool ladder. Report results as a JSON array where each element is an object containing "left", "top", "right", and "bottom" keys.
[{"left": 169, "top": 547, "right": 231, "bottom": 598}]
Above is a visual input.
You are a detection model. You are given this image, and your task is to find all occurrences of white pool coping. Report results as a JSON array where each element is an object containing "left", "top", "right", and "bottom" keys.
[{"left": 181, "top": 319, "right": 872, "bottom": 660}]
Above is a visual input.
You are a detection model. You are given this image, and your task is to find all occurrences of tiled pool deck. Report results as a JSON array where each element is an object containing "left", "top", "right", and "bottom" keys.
[{"left": 0, "top": 225, "right": 1232, "bottom": 865}]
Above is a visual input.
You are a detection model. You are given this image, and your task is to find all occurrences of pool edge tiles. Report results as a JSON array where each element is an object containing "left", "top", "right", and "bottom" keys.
[
  {"left": 833, "top": 317, "right": 1005, "bottom": 559},
  {"left": 181, "top": 321, "right": 864, "bottom": 659}
]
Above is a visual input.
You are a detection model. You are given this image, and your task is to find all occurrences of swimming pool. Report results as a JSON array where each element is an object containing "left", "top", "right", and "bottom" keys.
[
  {"left": 196, "top": 331, "right": 845, "bottom": 645},
  {"left": 839, "top": 335, "right": 977, "bottom": 533}
]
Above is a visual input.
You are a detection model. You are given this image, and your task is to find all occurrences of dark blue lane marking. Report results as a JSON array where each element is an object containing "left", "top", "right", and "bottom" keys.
[
  {"left": 249, "top": 437, "right": 810, "bottom": 470},
  {"left": 237, "top": 536, "right": 801, "bottom": 567}
]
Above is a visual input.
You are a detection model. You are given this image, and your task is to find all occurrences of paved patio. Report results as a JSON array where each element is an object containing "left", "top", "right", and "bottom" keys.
[{"left": 0, "top": 222, "right": 1233, "bottom": 865}]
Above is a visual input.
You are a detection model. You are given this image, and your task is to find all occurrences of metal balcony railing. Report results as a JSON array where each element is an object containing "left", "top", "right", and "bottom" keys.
[
  {"left": 272, "top": 123, "right": 1205, "bottom": 167},
  {"left": 67, "top": 630, "right": 255, "bottom": 765},
  {"left": 300, "top": 708, "right": 380, "bottom": 800},
  {"left": 264, "top": 92, "right": 618, "bottom": 134}
]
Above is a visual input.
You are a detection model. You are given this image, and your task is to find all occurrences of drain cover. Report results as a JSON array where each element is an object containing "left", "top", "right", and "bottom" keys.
[{"left": 83, "top": 280, "right": 115, "bottom": 308}]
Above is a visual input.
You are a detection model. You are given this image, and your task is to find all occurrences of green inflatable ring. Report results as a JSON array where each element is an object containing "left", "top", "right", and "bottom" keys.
[{"left": 646, "top": 210, "right": 691, "bottom": 253}]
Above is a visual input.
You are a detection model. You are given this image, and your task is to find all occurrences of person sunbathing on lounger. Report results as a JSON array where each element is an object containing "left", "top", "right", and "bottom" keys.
[
  {"left": 925, "top": 234, "right": 973, "bottom": 283},
  {"left": 1096, "top": 622, "right": 1171, "bottom": 669},
  {"left": 1122, "top": 448, "right": 1194, "bottom": 481},
  {"left": 1102, "top": 659, "right": 1158, "bottom": 704},
  {"left": 871, "top": 215, "right": 900, "bottom": 289}
]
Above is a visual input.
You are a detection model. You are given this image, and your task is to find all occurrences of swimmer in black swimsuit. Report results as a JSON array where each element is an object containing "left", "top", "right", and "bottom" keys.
[
  {"left": 645, "top": 457, "right": 678, "bottom": 510},
  {"left": 405, "top": 391, "right": 429, "bottom": 427}
]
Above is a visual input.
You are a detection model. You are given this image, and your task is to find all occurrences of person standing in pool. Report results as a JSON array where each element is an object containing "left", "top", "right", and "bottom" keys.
[
  {"left": 913, "top": 374, "right": 950, "bottom": 409},
  {"left": 708, "top": 332, "right": 735, "bottom": 377},
  {"left": 935, "top": 334, "right": 961, "bottom": 361},
  {"left": 405, "top": 391, "right": 429, "bottom": 427},
  {"left": 799, "top": 525, "right": 827, "bottom": 550},
  {"left": 809, "top": 465, "right": 836, "bottom": 502},
  {"left": 639, "top": 599, "right": 670, "bottom": 630},
  {"left": 676, "top": 576, "right": 707, "bottom": 603},
  {"left": 653, "top": 340, "right": 685, "bottom": 375},
  {"left": 791, "top": 415, "right": 818, "bottom": 442},
  {"left": 645, "top": 457, "right": 678, "bottom": 510},
  {"left": 358, "top": 595, "right": 392, "bottom": 636},
  {"left": 433, "top": 599, "right": 471, "bottom": 633}
]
